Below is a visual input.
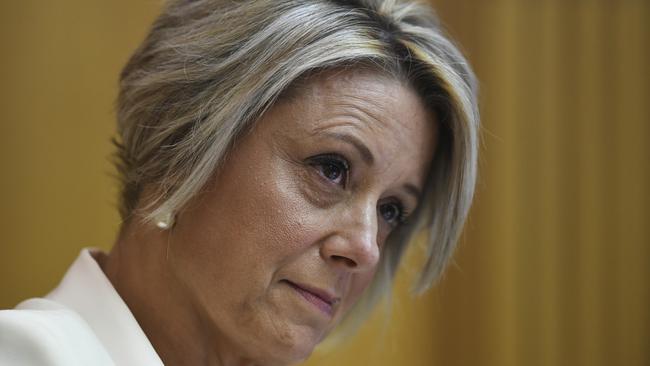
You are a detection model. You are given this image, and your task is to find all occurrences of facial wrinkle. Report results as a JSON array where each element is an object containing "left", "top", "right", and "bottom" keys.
[{"left": 324, "top": 99, "right": 390, "bottom": 133}]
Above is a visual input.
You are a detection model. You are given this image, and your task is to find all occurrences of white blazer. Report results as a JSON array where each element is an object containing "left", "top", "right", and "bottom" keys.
[{"left": 0, "top": 249, "right": 164, "bottom": 365}]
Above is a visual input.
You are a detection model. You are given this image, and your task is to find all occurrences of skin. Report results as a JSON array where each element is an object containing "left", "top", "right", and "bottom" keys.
[{"left": 99, "top": 68, "right": 437, "bottom": 366}]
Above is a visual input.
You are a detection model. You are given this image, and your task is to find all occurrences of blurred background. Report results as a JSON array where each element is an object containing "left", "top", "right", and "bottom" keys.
[{"left": 0, "top": 0, "right": 647, "bottom": 365}]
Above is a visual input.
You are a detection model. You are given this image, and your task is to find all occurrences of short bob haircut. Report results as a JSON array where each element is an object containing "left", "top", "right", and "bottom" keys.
[{"left": 114, "top": 0, "right": 478, "bottom": 332}]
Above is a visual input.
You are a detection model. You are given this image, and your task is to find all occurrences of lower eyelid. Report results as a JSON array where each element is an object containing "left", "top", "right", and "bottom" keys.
[{"left": 307, "top": 165, "right": 343, "bottom": 192}]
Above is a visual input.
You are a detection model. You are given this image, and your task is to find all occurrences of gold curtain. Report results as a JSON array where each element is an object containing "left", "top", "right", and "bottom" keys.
[
  {"left": 1, "top": 1, "right": 647, "bottom": 365},
  {"left": 418, "top": 0, "right": 649, "bottom": 365}
]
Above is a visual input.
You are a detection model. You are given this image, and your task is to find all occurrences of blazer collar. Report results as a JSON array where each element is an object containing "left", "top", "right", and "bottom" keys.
[{"left": 46, "top": 248, "right": 164, "bottom": 366}]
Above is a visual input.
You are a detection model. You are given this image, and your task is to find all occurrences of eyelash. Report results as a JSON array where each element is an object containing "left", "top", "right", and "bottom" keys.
[
  {"left": 307, "top": 153, "right": 409, "bottom": 225},
  {"left": 308, "top": 153, "right": 350, "bottom": 187},
  {"left": 380, "top": 200, "right": 410, "bottom": 226}
]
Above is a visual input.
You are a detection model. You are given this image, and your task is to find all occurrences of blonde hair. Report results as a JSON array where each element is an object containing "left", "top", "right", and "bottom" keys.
[{"left": 114, "top": 0, "right": 478, "bottom": 332}]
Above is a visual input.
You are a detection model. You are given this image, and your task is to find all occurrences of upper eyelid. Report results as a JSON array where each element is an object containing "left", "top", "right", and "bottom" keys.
[{"left": 310, "top": 153, "right": 349, "bottom": 167}]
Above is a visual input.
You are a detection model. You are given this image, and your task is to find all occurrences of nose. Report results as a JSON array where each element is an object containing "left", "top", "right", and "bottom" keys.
[{"left": 319, "top": 200, "right": 380, "bottom": 273}]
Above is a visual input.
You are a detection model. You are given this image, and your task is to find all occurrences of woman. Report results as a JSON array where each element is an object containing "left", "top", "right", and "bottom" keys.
[{"left": 0, "top": 0, "right": 478, "bottom": 365}]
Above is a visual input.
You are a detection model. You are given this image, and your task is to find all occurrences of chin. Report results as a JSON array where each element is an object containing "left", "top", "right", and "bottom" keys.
[{"left": 251, "top": 323, "right": 326, "bottom": 366}]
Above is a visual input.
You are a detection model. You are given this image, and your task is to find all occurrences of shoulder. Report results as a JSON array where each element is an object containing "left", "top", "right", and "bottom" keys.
[{"left": 0, "top": 298, "right": 115, "bottom": 366}]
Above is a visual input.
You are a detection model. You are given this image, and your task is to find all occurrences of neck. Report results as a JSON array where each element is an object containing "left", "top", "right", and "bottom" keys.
[{"left": 100, "top": 220, "right": 259, "bottom": 366}]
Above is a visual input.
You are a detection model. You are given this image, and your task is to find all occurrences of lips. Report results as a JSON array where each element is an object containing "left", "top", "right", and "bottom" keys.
[{"left": 282, "top": 280, "right": 339, "bottom": 317}]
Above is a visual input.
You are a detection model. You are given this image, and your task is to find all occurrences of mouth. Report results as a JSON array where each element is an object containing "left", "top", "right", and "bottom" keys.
[{"left": 281, "top": 280, "right": 339, "bottom": 317}]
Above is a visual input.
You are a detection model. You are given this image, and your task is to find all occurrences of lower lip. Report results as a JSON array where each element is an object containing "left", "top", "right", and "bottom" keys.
[{"left": 284, "top": 281, "right": 334, "bottom": 317}]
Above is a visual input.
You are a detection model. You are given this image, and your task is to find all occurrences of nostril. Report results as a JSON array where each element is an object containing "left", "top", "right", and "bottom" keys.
[{"left": 331, "top": 255, "right": 356, "bottom": 268}]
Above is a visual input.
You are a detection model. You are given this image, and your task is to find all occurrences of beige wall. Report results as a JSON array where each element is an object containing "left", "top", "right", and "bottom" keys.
[{"left": 1, "top": 1, "right": 648, "bottom": 365}]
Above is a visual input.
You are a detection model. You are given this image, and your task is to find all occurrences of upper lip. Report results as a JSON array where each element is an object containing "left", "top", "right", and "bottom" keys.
[{"left": 285, "top": 280, "right": 340, "bottom": 306}]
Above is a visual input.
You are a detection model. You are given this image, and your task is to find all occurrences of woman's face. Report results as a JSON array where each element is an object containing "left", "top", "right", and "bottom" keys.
[{"left": 168, "top": 69, "right": 437, "bottom": 364}]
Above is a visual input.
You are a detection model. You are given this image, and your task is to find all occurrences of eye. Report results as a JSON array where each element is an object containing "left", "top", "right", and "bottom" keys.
[
  {"left": 379, "top": 201, "right": 408, "bottom": 226},
  {"left": 308, "top": 153, "right": 350, "bottom": 187}
]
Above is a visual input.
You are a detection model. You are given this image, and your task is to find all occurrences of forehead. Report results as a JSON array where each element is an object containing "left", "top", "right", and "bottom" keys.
[
  {"left": 284, "top": 69, "right": 426, "bottom": 131},
  {"left": 274, "top": 69, "right": 437, "bottom": 174}
]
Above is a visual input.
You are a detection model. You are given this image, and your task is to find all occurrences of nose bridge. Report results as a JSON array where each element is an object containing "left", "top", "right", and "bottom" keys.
[
  {"left": 351, "top": 197, "right": 377, "bottom": 246},
  {"left": 336, "top": 195, "right": 380, "bottom": 270}
]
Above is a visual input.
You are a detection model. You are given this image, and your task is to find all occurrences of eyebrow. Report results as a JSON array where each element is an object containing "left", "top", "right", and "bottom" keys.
[
  {"left": 320, "top": 131, "right": 423, "bottom": 202},
  {"left": 403, "top": 183, "right": 422, "bottom": 202},
  {"left": 321, "top": 131, "right": 375, "bottom": 165}
]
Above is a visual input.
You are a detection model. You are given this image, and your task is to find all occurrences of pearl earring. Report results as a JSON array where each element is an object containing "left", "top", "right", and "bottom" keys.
[{"left": 155, "top": 212, "right": 175, "bottom": 229}]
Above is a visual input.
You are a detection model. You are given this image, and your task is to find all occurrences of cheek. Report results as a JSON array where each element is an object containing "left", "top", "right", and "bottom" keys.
[
  {"left": 168, "top": 145, "right": 329, "bottom": 318},
  {"left": 174, "top": 159, "right": 311, "bottom": 295},
  {"left": 164, "top": 153, "right": 333, "bottom": 361},
  {"left": 349, "top": 270, "right": 377, "bottom": 303}
]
